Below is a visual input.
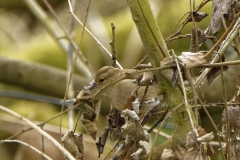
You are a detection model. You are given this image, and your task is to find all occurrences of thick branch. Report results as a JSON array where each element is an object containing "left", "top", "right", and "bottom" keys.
[
  {"left": 126, "top": 0, "right": 194, "bottom": 159},
  {"left": 0, "top": 56, "right": 89, "bottom": 98},
  {"left": 126, "top": 0, "right": 168, "bottom": 65}
]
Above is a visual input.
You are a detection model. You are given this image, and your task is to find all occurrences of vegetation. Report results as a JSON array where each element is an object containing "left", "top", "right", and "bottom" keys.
[{"left": 0, "top": 0, "right": 240, "bottom": 160}]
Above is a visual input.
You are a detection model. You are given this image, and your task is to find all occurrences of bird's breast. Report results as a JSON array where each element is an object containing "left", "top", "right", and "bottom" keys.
[{"left": 103, "top": 79, "right": 158, "bottom": 111}]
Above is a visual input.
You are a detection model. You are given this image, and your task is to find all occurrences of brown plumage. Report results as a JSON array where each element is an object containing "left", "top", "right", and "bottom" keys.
[{"left": 84, "top": 66, "right": 160, "bottom": 111}]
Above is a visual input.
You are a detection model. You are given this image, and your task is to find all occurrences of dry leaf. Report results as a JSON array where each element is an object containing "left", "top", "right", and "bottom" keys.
[
  {"left": 197, "top": 126, "right": 207, "bottom": 137},
  {"left": 222, "top": 105, "right": 240, "bottom": 128},
  {"left": 121, "top": 119, "right": 149, "bottom": 142},
  {"left": 140, "top": 72, "right": 154, "bottom": 85},
  {"left": 161, "top": 149, "right": 175, "bottom": 160},
  {"left": 121, "top": 109, "right": 140, "bottom": 121},
  {"left": 184, "top": 149, "right": 209, "bottom": 160},
  {"left": 171, "top": 68, "right": 179, "bottom": 87},
  {"left": 186, "top": 131, "right": 196, "bottom": 148},
  {"left": 189, "top": 28, "right": 206, "bottom": 52},
  {"left": 81, "top": 118, "right": 98, "bottom": 140},
  {"left": 197, "top": 132, "right": 214, "bottom": 142},
  {"left": 74, "top": 133, "right": 84, "bottom": 154},
  {"left": 141, "top": 98, "right": 160, "bottom": 113},
  {"left": 206, "top": 55, "right": 229, "bottom": 85},
  {"left": 131, "top": 148, "right": 143, "bottom": 160},
  {"left": 121, "top": 119, "right": 136, "bottom": 134},
  {"left": 160, "top": 57, "right": 174, "bottom": 82},
  {"left": 178, "top": 52, "right": 207, "bottom": 68},
  {"left": 174, "top": 145, "right": 186, "bottom": 159},
  {"left": 96, "top": 126, "right": 111, "bottom": 158},
  {"left": 132, "top": 97, "right": 160, "bottom": 114},
  {"left": 93, "top": 99, "right": 101, "bottom": 122},
  {"left": 132, "top": 98, "right": 140, "bottom": 114},
  {"left": 191, "top": 12, "right": 208, "bottom": 22},
  {"left": 61, "top": 131, "right": 84, "bottom": 159},
  {"left": 75, "top": 90, "right": 90, "bottom": 104},
  {"left": 211, "top": 0, "right": 240, "bottom": 34}
]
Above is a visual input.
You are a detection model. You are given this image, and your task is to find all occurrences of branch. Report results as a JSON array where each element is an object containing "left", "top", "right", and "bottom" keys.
[
  {"left": 0, "top": 140, "right": 52, "bottom": 160},
  {"left": 23, "top": 0, "right": 93, "bottom": 77},
  {"left": 126, "top": 1, "right": 194, "bottom": 159},
  {"left": 0, "top": 105, "right": 75, "bottom": 160},
  {"left": 194, "top": 17, "right": 240, "bottom": 87},
  {"left": 126, "top": 0, "right": 169, "bottom": 66},
  {"left": 0, "top": 57, "right": 89, "bottom": 97}
]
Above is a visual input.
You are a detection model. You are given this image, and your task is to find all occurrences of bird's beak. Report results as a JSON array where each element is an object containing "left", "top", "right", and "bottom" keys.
[{"left": 84, "top": 80, "right": 97, "bottom": 91}]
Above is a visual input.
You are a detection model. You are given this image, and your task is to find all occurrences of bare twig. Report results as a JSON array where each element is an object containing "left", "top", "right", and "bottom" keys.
[
  {"left": 0, "top": 140, "right": 52, "bottom": 160},
  {"left": 220, "top": 62, "right": 230, "bottom": 158},
  {"left": 24, "top": 0, "right": 92, "bottom": 77},
  {"left": 109, "top": 23, "right": 117, "bottom": 67},
  {"left": 66, "top": 0, "right": 77, "bottom": 132},
  {"left": 60, "top": 0, "right": 91, "bottom": 135},
  {"left": 6, "top": 103, "right": 81, "bottom": 140},
  {"left": 165, "top": 0, "right": 211, "bottom": 42},
  {"left": 184, "top": 68, "right": 199, "bottom": 125},
  {"left": 167, "top": 34, "right": 217, "bottom": 43},
  {"left": 43, "top": 0, "right": 95, "bottom": 77},
  {"left": 67, "top": 2, "right": 122, "bottom": 69},
  {"left": 198, "top": 60, "right": 240, "bottom": 67},
  {"left": 194, "top": 17, "right": 240, "bottom": 87},
  {"left": 197, "top": 98, "right": 225, "bottom": 160},
  {"left": 0, "top": 105, "right": 75, "bottom": 160},
  {"left": 143, "top": 126, "right": 172, "bottom": 139},
  {"left": 204, "top": 11, "right": 240, "bottom": 59},
  {"left": 190, "top": 0, "right": 200, "bottom": 52}
]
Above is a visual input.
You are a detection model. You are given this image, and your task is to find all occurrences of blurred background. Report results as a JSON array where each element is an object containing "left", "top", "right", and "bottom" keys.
[{"left": 0, "top": 0, "right": 239, "bottom": 159}]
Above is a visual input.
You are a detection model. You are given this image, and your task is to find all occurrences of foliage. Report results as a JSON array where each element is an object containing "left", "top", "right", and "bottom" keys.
[{"left": 0, "top": 0, "right": 240, "bottom": 160}]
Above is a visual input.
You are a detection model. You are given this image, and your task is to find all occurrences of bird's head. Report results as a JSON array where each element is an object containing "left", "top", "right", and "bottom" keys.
[{"left": 84, "top": 66, "right": 122, "bottom": 94}]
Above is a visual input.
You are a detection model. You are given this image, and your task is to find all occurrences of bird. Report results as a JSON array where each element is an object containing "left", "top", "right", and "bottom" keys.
[{"left": 83, "top": 66, "right": 160, "bottom": 112}]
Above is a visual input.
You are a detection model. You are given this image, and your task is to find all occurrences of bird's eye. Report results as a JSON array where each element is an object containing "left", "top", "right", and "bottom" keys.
[{"left": 98, "top": 79, "right": 105, "bottom": 83}]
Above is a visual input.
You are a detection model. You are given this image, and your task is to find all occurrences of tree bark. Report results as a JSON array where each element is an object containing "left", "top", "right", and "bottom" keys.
[
  {"left": 126, "top": 0, "right": 195, "bottom": 159},
  {"left": 0, "top": 56, "right": 90, "bottom": 98}
]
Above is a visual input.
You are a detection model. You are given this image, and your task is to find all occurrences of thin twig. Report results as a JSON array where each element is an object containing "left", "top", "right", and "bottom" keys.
[
  {"left": 190, "top": 0, "right": 200, "bottom": 52},
  {"left": 66, "top": 0, "right": 77, "bottom": 132},
  {"left": 184, "top": 68, "right": 199, "bottom": 126},
  {"left": 67, "top": 3, "right": 122, "bottom": 69},
  {"left": 74, "top": 107, "right": 82, "bottom": 133},
  {"left": 144, "top": 127, "right": 172, "bottom": 139},
  {"left": 147, "top": 108, "right": 169, "bottom": 133},
  {"left": 43, "top": 0, "right": 95, "bottom": 76},
  {"left": 6, "top": 103, "right": 81, "bottom": 140},
  {"left": 196, "top": 102, "right": 240, "bottom": 107},
  {"left": 165, "top": 0, "right": 211, "bottom": 42},
  {"left": 133, "top": 55, "right": 148, "bottom": 69},
  {"left": 0, "top": 140, "right": 52, "bottom": 160},
  {"left": 220, "top": 61, "right": 229, "bottom": 158},
  {"left": 197, "top": 98, "right": 226, "bottom": 160},
  {"left": 61, "top": 0, "right": 91, "bottom": 135},
  {"left": 204, "top": 11, "right": 240, "bottom": 58},
  {"left": 194, "top": 17, "right": 240, "bottom": 87},
  {"left": 0, "top": 105, "right": 75, "bottom": 160},
  {"left": 198, "top": 60, "right": 240, "bottom": 67},
  {"left": 41, "top": 127, "right": 45, "bottom": 160},
  {"left": 109, "top": 23, "right": 117, "bottom": 67}
]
